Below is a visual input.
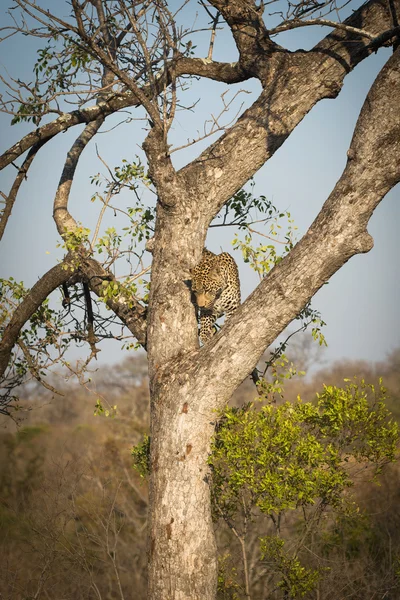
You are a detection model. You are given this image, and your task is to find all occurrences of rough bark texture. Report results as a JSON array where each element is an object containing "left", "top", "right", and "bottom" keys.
[
  {"left": 53, "top": 119, "right": 104, "bottom": 236},
  {"left": 179, "top": 0, "right": 399, "bottom": 217},
  {"left": 148, "top": 380, "right": 219, "bottom": 599}
]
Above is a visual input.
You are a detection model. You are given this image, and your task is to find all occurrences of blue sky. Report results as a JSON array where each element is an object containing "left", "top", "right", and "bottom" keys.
[{"left": 0, "top": 0, "right": 399, "bottom": 371}]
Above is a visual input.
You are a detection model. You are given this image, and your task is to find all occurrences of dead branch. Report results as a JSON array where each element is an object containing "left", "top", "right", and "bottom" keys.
[
  {"left": 199, "top": 0, "right": 221, "bottom": 61},
  {"left": 170, "top": 89, "right": 250, "bottom": 153},
  {"left": 80, "top": 255, "right": 148, "bottom": 347}
]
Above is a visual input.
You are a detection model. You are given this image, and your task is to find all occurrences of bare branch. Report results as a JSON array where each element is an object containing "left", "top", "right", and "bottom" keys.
[
  {"left": 53, "top": 118, "right": 104, "bottom": 237},
  {"left": 91, "top": 186, "right": 114, "bottom": 250},
  {"left": 17, "top": 339, "right": 65, "bottom": 396},
  {"left": 0, "top": 97, "right": 126, "bottom": 171},
  {"left": 369, "top": 25, "right": 400, "bottom": 50},
  {"left": 199, "top": 0, "right": 221, "bottom": 61},
  {"left": 0, "top": 58, "right": 247, "bottom": 171},
  {"left": 118, "top": 0, "right": 158, "bottom": 96},
  {"left": 0, "top": 139, "right": 48, "bottom": 241},
  {"left": 270, "top": 18, "right": 376, "bottom": 39},
  {"left": 80, "top": 255, "right": 147, "bottom": 347},
  {"left": 207, "top": 12, "right": 220, "bottom": 61},
  {"left": 169, "top": 89, "right": 250, "bottom": 154},
  {"left": 70, "top": 0, "right": 162, "bottom": 127},
  {"left": 13, "top": 0, "right": 80, "bottom": 36}
]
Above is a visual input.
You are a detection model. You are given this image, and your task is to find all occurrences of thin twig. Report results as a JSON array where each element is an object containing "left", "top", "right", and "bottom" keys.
[
  {"left": 170, "top": 89, "right": 250, "bottom": 154},
  {"left": 17, "top": 339, "right": 65, "bottom": 396},
  {"left": 270, "top": 17, "right": 375, "bottom": 39}
]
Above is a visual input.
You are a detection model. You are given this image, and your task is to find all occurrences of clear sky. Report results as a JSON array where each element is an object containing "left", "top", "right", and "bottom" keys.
[{"left": 0, "top": 0, "right": 399, "bottom": 371}]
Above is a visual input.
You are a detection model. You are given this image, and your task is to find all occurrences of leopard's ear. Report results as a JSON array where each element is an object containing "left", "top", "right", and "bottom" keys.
[{"left": 189, "top": 268, "right": 194, "bottom": 277}]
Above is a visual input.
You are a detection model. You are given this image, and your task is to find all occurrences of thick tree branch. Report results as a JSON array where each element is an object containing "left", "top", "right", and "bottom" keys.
[
  {"left": 178, "top": 0, "right": 399, "bottom": 221},
  {"left": 193, "top": 46, "right": 400, "bottom": 403},
  {"left": 1, "top": 0, "right": 396, "bottom": 178},
  {"left": 0, "top": 97, "right": 127, "bottom": 171},
  {"left": 369, "top": 24, "right": 400, "bottom": 49},
  {"left": 53, "top": 118, "right": 104, "bottom": 236},
  {"left": 80, "top": 255, "right": 147, "bottom": 347},
  {"left": 0, "top": 257, "right": 77, "bottom": 379},
  {"left": 0, "top": 252, "right": 148, "bottom": 380},
  {"left": 143, "top": 128, "right": 183, "bottom": 207}
]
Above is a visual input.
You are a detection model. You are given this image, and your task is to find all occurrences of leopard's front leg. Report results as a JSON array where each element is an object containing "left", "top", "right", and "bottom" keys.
[{"left": 199, "top": 310, "right": 217, "bottom": 344}]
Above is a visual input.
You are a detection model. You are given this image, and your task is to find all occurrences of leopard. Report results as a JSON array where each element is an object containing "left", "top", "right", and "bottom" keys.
[{"left": 190, "top": 248, "right": 241, "bottom": 343}]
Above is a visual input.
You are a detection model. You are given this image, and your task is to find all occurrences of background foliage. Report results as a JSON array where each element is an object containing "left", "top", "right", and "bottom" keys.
[{"left": 1, "top": 346, "right": 400, "bottom": 600}]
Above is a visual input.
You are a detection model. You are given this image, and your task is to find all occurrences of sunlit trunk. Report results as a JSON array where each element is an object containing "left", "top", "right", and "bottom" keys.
[{"left": 147, "top": 383, "right": 218, "bottom": 600}]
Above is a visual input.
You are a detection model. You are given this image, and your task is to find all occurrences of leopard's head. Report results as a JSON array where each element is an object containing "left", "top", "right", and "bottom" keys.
[{"left": 190, "top": 263, "right": 224, "bottom": 309}]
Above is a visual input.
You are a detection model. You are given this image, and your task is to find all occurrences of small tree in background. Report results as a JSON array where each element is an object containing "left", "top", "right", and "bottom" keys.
[{"left": 209, "top": 380, "right": 398, "bottom": 598}]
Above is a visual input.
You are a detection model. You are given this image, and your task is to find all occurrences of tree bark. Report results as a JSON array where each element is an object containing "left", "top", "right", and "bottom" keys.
[{"left": 148, "top": 380, "right": 218, "bottom": 600}]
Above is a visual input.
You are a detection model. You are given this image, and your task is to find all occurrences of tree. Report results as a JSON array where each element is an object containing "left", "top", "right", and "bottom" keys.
[
  {"left": 208, "top": 380, "right": 398, "bottom": 598},
  {"left": 0, "top": 1, "right": 399, "bottom": 598}
]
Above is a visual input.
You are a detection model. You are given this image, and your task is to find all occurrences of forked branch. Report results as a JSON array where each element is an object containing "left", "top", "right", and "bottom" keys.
[
  {"left": 0, "top": 57, "right": 247, "bottom": 171},
  {"left": 0, "top": 252, "right": 148, "bottom": 381},
  {"left": 192, "top": 47, "right": 400, "bottom": 404},
  {"left": 178, "top": 0, "right": 400, "bottom": 220}
]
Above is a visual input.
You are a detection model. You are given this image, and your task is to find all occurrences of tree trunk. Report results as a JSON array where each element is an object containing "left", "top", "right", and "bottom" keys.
[{"left": 148, "top": 380, "right": 218, "bottom": 600}]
